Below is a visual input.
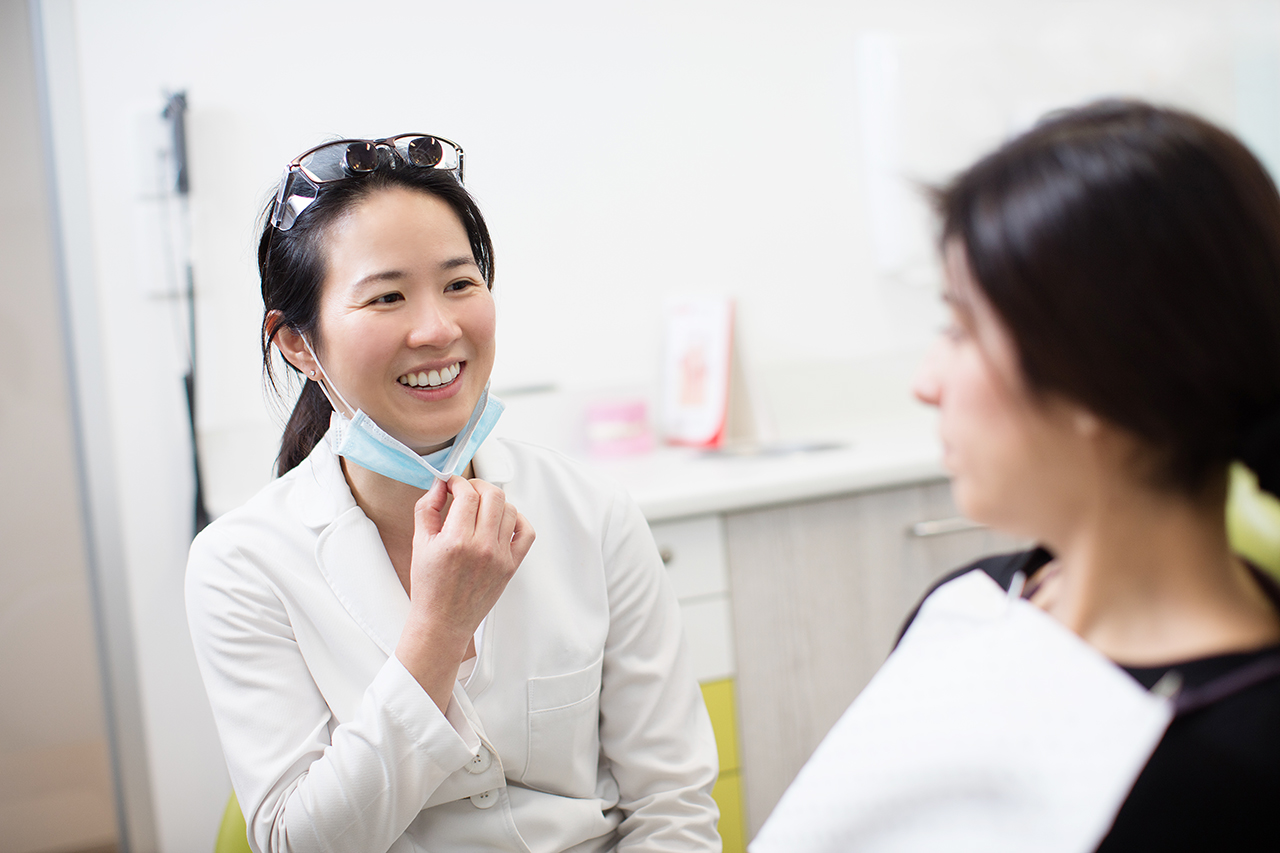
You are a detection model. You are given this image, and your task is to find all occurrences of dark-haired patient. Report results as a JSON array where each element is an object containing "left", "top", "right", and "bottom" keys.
[{"left": 753, "top": 101, "right": 1280, "bottom": 853}]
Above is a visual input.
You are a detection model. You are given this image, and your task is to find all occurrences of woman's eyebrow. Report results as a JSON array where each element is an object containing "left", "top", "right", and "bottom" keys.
[
  {"left": 350, "top": 257, "right": 478, "bottom": 290},
  {"left": 351, "top": 269, "right": 408, "bottom": 290}
]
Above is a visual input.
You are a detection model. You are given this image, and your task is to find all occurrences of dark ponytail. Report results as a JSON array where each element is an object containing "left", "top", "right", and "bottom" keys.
[
  {"left": 1237, "top": 408, "right": 1280, "bottom": 498},
  {"left": 259, "top": 166, "right": 495, "bottom": 476},
  {"left": 275, "top": 381, "right": 333, "bottom": 476}
]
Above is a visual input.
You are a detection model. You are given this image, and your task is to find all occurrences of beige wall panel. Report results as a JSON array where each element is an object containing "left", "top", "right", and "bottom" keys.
[{"left": 0, "top": 1, "right": 118, "bottom": 850}]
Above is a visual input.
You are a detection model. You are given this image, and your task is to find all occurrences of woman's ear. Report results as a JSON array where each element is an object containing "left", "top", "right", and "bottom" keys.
[
  {"left": 269, "top": 310, "right": 318, "bottom": 377},
  {"left": 1071, "top": 406, "right": 1102, "bottom": 439}
]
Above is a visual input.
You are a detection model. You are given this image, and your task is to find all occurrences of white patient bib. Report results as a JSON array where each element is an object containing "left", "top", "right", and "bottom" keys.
[{"left": 751, "top": 570, "right": 1175, "bottom": 853}]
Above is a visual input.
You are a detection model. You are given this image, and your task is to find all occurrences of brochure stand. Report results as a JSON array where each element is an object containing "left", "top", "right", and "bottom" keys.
[
  {"left": 660, "top": 296, "right": 733, "bottom": 447},
  {"left": 660, "top": 296, "right": 766, "bottom": 448}
]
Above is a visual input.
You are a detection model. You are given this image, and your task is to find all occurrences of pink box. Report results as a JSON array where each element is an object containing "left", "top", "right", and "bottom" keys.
[{"left": 585, "top": 399, "right": 653, "bottom": 457}]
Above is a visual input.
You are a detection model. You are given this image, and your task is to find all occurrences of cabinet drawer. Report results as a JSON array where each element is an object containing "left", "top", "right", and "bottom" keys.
[
  {"left": 680, "top": 595, "right": 736, "bottom": 683},
  {"left": 649, "top": 514, "right": 729, "bottom": 601}
]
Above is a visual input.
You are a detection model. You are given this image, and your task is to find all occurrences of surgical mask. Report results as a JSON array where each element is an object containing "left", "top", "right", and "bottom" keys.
[{"left": 303, "top": 338, "right": 503, "bottom": 488}]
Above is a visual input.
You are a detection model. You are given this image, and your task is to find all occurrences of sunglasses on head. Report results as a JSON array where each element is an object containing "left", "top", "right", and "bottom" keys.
[{"left": 270, "top": 133, "right": 465, "bottom": 231}]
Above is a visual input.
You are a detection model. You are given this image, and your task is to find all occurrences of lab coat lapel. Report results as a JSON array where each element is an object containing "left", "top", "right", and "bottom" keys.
[
  {"left": 315, "top": 506, "right": 411, "bottom": 658},
  {"left": 471, "top": 437, "right": 515, "bottom": 488},
  {"left": 298, "top": 432, "right": 411, "bottom": 658},
  {"left": 460, "top": 437, "right": 516, "bottom": 700},
  {"left": 290, "top": 427, "right": 357, "bottom": 529}
]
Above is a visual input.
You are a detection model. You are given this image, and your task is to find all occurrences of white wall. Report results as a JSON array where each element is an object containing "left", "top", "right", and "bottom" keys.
[{"left": 45, "top": 0, "right": 1280, "bottom": 848}]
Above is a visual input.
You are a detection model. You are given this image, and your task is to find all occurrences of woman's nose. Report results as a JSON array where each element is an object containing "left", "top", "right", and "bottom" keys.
[
  {"left": 406, "top": 300, "right": 461, "bottom": 348},
  {"left": 912, "top": 340, "right": 944, "bottom": 407}
]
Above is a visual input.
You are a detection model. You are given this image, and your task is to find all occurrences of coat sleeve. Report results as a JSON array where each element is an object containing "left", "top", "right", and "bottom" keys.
[
  {"left": 597, "top": 490, "right": 722, "bottom": 851},
  {"left": 185, "top": 527, "right": 477, "bottom": 853}
]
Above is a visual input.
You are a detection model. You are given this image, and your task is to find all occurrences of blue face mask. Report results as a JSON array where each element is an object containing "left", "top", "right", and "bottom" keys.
[{"left": 304, "top": 338, "right": 503, "bottom": 488}]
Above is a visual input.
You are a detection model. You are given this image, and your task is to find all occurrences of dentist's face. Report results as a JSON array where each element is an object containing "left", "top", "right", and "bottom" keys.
[{"left": 312, "top": 187, "right": 496, "bottom": 454}]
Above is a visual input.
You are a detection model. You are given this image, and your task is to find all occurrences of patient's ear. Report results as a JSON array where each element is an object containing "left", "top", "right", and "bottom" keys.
[
  {"left": 1071, "top": 407, "right": 1102, "bottom": 439},
  {"left": 269, "top": 311, "right": 317, "bottom": 376}
]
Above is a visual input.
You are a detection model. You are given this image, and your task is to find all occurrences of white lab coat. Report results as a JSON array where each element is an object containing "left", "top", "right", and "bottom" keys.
[{"left": 185, "top": 430, "right": 720, "bottom": 853}]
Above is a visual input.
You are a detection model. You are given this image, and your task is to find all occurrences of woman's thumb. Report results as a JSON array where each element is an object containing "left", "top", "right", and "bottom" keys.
[{"left": 414, "top": 476, "right": 450, "bottom": 537}]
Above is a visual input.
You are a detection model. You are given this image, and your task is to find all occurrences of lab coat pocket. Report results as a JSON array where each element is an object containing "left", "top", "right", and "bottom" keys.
[{"left": 523, "top": 653, "right": 604, "bottom": 796}]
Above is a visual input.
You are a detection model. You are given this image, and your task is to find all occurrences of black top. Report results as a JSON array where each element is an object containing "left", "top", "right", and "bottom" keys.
[{"left": 899, "top": 550, "right": 1280, "bottom": 852}]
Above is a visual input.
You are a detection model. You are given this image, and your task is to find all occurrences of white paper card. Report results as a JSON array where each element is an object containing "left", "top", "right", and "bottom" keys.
[
  {"left": 751, "top": 570, "right": 1174, "bottom": 853},
  {"left": 660, "top": 297, "right": 734, "bottom": 447}
]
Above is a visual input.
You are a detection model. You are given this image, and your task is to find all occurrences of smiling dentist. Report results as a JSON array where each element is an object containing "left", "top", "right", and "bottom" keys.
[{"left": 185, "top": 135, "right": 719, "bottom": 853}]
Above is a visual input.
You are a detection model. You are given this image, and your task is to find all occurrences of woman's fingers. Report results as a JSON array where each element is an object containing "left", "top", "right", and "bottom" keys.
[
  {"left": 410, "top": 477, "right": 525, "bottom": 582},
  {"left": 419, "top": 476, "right": 526, "bottom": 557},
  {"left": 414, "top": 476, "right": 451, "bottom": 538},
  {"left": 440, "top": 475, "right": 479, "bottom": 537},
  {"left": 465, "top": 482, "right": 534, "bottom": 567},
  {"left": 498, "top": 501, "right": 519, "bottom": 548},
  {"left": 470, "top": 480, "right": 510, "bottom": 544},
  {"left": 511, "top": 511, "right": 536, "bottom": 565}
]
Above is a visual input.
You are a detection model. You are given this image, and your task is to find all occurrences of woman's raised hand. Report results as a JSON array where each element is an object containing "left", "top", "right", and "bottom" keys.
[{"left": 394, "top": 476, "right": 535, "bottom": 709}]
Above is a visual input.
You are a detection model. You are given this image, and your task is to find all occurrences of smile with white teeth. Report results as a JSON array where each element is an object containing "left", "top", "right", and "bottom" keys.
[{"left": 397, "top": 362, "right": 462, "bottom": 388}]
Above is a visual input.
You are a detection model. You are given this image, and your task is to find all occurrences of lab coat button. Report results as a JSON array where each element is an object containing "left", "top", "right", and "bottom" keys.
[
  {"left": 470, "top": 789, "right": 498, "bottom": 809},
  {"left": 466, "top": 748, "right": 493, "bottom": 774}
]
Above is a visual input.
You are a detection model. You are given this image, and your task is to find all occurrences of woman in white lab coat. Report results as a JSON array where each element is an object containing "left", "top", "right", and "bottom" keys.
[
  {"left": 753, "top": 102, "right": 1280, "bottom": 852},
  {"left": 185, "top": 135, "right": 719, "bottom": 853}
]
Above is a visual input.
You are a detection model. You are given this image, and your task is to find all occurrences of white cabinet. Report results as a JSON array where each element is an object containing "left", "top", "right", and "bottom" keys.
[
  {"left": 650, "top": 514, "right": 736, "bottom": 683},
  {"left": 648, "top": 514, "right": 748, "bottom": 852},
  {"left": 652, "top": 515, "right": 731, "bottom": 603}
]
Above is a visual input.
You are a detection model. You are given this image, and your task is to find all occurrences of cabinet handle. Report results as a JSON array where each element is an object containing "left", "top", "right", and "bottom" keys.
[{"left": 908, "top": 517, "right": 984, "bottom": 538}]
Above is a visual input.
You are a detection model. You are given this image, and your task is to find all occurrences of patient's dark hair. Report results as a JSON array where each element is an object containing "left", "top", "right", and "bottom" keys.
[
  {"left": 259, "top": 167, "right": 494, "bottom": 475},
  {"left": 935, "top": 99, "right": 1280, "bottom": 498}
]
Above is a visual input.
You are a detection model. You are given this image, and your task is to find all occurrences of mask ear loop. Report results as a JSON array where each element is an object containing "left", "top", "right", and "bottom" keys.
[
  {"left": 438, "top": 384, "right": 492, "bottom": 471},
  {"left": 301, "top": 335, "right": 356, "bottom": 419}
]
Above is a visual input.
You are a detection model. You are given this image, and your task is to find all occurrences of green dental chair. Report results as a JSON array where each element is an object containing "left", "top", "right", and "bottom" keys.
[
  {"left": 214, "top": 791, "right": 251, "bottom": 853},
  {"left": 1227, "top": 462, "right": 1280, "bottom": 578}
]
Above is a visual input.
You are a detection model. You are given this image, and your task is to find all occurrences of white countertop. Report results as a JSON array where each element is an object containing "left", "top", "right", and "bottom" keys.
[{"left": 586, "top": 417, "right": 947, "bottom": 522}]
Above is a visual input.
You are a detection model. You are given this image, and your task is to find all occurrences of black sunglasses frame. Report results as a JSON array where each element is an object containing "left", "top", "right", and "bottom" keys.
[{"left": 270, "top": 133, "right": 465, "bottom": 231}]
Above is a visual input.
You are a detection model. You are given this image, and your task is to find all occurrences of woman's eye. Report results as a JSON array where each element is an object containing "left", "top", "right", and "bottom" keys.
[
  {"left": 445, "top": 279, "right": 480, "bottom": 293},
  {"left": 371, "top": 292, "right": 403, "bottom": 305}
]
